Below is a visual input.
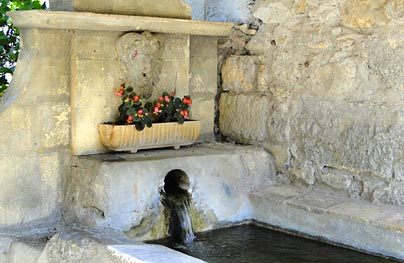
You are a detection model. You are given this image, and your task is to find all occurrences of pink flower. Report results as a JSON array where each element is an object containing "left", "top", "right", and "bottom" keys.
[
  {"left": 127, "top": 115, "right": 133, "bottom": 123},
  {"left": 180, "top": 109, "right": 189, "bottom": 118},
  {"left": 153, "top": 106, "right": 162, "bottom": 115},
  {"left": 114, "top": 88, "right": 123, "bottom": 97},
  {"left": 164, "top": 95, "right": 170, "bottom": 102}
]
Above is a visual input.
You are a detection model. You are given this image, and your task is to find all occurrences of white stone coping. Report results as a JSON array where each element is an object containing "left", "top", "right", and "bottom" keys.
[{"left": 7, "top": 10, "right": 234, "bottom": 36}]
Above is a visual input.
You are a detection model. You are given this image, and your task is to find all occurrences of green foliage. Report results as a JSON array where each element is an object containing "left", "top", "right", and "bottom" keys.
[
  {"left": 0, "top": 0, "right": 45, "bottom": 96},
  {"left": 114, "top": 84, "right": 193, "bottom": 131}
]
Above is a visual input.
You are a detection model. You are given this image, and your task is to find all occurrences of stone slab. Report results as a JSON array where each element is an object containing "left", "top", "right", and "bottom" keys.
[
  {"left": 8, "top": 10, "right": 234, "bottom": 36},
  {"left": 38, "top": 228, "right": 205, "bottom": 263},
  {"left": 250, "top": 184, "right": 404, "bottom": 260},
  {"left": 49, "top": 0, "right": 192, "bottom": 19}
]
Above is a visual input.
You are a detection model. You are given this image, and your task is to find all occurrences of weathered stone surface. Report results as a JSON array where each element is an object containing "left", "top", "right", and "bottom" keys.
[
  {"left": 0, "top": 237, "right": 13, "bottom": 263},
  {"left": 340, "top": 0, "right": 390, "bottom": 29},
  {"left": 206, "top": 0, "right": 252, "bottom": 23},
  {"left": 0, "top": 28, "right": 70, "bottom": 232},
  {"left": 219, "top": 93, "right": 270, "bottom": 142},
  {"left": 65, "top": 144, "right": 276, "bottom": 239},
  {"left": 9, "top": 11, "right": 233, "bottom": 36},
  {"left": 116, "top": 32, "right": 162, "bottom": 99},
  {"left": 38, "top": 228, "right": 205, "bottom": 263},
  {"left": 250, "top": 184, "right": 404, "bottom": 260},
  {"left": 221, "top": 55, "right": 259, "bottom": 93},
  {"left": 8, "top": 241, "right": 45, "bottom": 263},
  {"left": 216, "top": 0, "right": 404, "bottom": 207},
  {"left": 318, "top": 167, "right": 353, "bottom": 191},
  {"left": 49, "top": 0, "right": 192, "bottom": 19}
]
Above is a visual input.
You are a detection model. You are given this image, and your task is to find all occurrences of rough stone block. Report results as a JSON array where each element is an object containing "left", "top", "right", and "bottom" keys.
[
  {"left": 289, "top": 95, "right": 404, "bottom": 180},
  {"left": 219, "top": 93, "right": 269, "bottom": 142},
  {"left": 221, "top": 55, "right": 259, "bottom": 93},
  {"left": 318, "top": 167, "right": 353, "bottom": 191},
  {"left": 252, "top": 1, "right": 292, "bottom": 24}
]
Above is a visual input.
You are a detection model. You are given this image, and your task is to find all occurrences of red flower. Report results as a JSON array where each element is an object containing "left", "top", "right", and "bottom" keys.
[
  {"left": 114, "top": 88, "right": 123, "bottom": 97},
  {"left": 127, "top": 115, "right": 133, "bottom": 123},
  {"left": 133, "top": 95, "right": 139, "bottom": 102},
  {"left": 180, "top": 109, "right": 189, "bottom": 118},
  {"left": 153, "top": 106, "right": 162, "bottom": 114},
  {"left": 158, "top": 95, "right": 164, "bottom": 101},
  {"left": 137, "top": 109, "right": 143, "bottom": 116}
]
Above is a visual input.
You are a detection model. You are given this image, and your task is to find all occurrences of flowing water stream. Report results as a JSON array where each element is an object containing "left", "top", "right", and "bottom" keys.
[{"left": 160, "top": 188, "right": 195, "bottom": 244}]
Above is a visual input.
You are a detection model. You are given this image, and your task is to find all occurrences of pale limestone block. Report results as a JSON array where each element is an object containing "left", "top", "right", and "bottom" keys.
[
  {"left": 160, "top": 34, "right": 190, "bottom": 62},
  {"left": 221, "top": 55, "right": 259, "bottom": 93},
  {"left": 71, "top": 107, "right": 109, "bottom": 155},
  {"left": 190, "top": 99, "right": 215, "bottom": 141},
  {"left": 36, "top": 102, "right": 71, "bottom": 150},
  {"left": 71, "top": 31, "right": 120, "bottom": 60},
  {"left": 0, "top": 107, "right": 34, "bottom": 155},
  {"left": 101, "top": 59, "right": 121, "bottom": 109},
  {"left": 49, "top": 0, "right": 192, "bottom": 19},
  {"left": 154, "top": 60, "right": 190, "bottom": 98},
  {"left": 219, "top": 93, "right": 269, "bottom": 142},
  {"left": 71, "top": 59, "right": 103, "bottom": 109},
  {"left": 190, "top": 35, "right": 218, "bottom": 95},
  {"left": 9, "top": 11, "right": 233, "bottom": 37},
  {"left": 0, "top": 153, "right": 61, "bottom": 229}
]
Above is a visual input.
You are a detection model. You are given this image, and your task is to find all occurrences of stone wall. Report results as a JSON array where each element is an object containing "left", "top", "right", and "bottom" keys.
[
  {"left": 0, "top": 28, "right": 70, "bottom": 233},
  {"left": 219, "top": 0, "right": 404, "bottom": 206}
]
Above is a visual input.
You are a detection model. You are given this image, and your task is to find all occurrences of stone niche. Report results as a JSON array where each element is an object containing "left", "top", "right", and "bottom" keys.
[{"left": 9, "top": 2, "right": 233, "bottom": 156}]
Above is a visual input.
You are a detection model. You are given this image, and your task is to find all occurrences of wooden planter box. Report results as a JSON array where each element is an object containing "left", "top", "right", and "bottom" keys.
[{"left": 98, "top": 121, "right": 201, "bottom": 153}]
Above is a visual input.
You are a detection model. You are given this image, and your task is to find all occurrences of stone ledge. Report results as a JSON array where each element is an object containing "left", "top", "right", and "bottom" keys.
[
  {"left": 38, "top": 228, "right": 205, "bottom": 263},
  {"left": 250, "top": 185, "right": 404, "bottom": 261},
  {"left": 8, "top": 10, "right": 234, "bottom": 36}
]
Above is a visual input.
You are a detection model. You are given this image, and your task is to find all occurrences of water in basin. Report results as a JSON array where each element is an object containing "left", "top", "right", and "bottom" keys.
[{"left": 150, "top": 224, "right": 397, "bottom": 263}]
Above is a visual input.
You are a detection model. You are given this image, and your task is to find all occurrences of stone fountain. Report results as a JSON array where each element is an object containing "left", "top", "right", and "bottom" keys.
[{"left": 0, "top": 0, "right": 276, "bottom": 261}]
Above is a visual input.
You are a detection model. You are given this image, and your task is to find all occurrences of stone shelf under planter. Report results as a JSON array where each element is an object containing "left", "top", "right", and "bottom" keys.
[{"left": 8, "top": 10, "right": 234, "bottom": 36}]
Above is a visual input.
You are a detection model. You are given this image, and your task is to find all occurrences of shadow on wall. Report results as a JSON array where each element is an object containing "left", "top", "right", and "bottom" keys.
[{"left": 184, "top": 0, "right": 253, "bottom": 23}]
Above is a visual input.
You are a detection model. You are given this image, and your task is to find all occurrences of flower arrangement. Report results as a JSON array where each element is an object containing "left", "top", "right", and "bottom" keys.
[{"left": 113, "top": 84, "right": 193, "bottom": 131}]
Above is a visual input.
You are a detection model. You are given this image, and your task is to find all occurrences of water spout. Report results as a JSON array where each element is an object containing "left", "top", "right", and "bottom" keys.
[{"left": 161, "top": 188, "right": 195, "bottom": 244}]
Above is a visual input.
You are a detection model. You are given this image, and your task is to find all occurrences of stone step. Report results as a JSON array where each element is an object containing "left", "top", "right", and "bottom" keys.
[
  {"left": 250, "top": 184, "right": 404, "bottom": 261},
  {"left": 37, "top": 227, "right": 205, "bottom": 263}
]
